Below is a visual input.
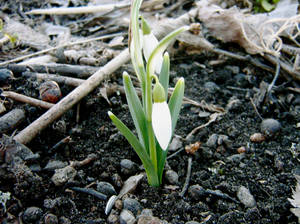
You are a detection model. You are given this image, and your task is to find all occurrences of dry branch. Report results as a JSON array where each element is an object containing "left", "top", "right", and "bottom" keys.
[
  {"left": 14, "top": 49, "right": 130, "bottom": 144},
  {"left": 2, "top": 91, "right": 54, "bottom": 109},
  {"left": 7, "top": 63, "right": 98, "bottom": 78},
  {"left": 23, "top": 72, "right": 85, "bottom": 87}
]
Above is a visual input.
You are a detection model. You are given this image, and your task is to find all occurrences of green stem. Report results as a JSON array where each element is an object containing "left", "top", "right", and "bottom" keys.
[{"left": 146, "top": 64, "right": 157, "bottom": 173}]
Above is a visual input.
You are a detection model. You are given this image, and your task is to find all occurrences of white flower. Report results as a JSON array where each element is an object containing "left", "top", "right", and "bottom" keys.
[
  {"left": 152, "top": 101, "right": 172, "bottom": 150},
  {"left": 143, "top": 32, "right": 163, "bottom": 74}
]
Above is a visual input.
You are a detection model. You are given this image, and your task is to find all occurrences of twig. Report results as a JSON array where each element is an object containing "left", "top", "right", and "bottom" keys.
[
  {"left": 250, "top": 98, "right": 263, "bottom": 121},
  {"left": 26, "top": 3, "right": 129, "bottom": 15},
  {"left": 23, "top": 72, "right": 85, "bottom": 87},
  {"left": 185, "top": 113, "right": 222, "bottom": 141},
  {"left": 179, "top": 156, "right": 192, "bottom": 197},
  {"left": 264, "top": 54, "right": 300, "bottom": 81},
  {"left": 7, "top": 63, "right": 99, "bottom": 78},
  {"left": 48, "top": 136, "right": 72, "bottom": 154},
  {"left": 69, "top": 187, "right": 107, "bottom": 201},
  {"left": 13, "top": 48, "right": 130, "bottom": 144},
  {"left": 70, "top": 153, "right": 97, "bottom": 168},
  {"left": 2, "top": 91, "right": 54, "bottom": 109},
  {"left": 267, "top": 56, "right": 280, "bottom": 93},
  {"left": 167, "top": 148, "right": 185, "bottom": 160},
  {"left": 0, "top": 33, "right": 124, "bottom": 67}
]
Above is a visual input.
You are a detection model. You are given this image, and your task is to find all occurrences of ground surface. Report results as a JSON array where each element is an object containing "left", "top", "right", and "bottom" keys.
[{"left": 0, "top": 0, "right": 299, "bottom": 223}]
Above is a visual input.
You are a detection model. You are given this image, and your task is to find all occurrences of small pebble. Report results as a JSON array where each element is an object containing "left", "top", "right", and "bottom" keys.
[
  {"left": 39, "top": 81, "right": 62, "bottom": 103},
  {"left": 111, "top": 173, "right": 123, "bottom": 188},
  {"left": 237, "top": 186, "right": 256, "bottom": 208},
  {"left": 188, "top": 185, "right": 206, "bottom": 200},
  {"left": 260, "top": 118, "right": 281, "bottom": 138},
  {"left": 119, "top": 174, "right": 144, "bottom": 197},
  {"left": 123, "top": 198, "right": 143, "bottom": 216},
  {"left": 206, "top": 134, "right": 218, "bottom": 148},
  {"left": 250, "top": 133, "right": 265, "bottom": 143},
  {"left": 0, "top": 69, "right": 13, "bottom": 85},
  {"left": 237, "top": 146, "right": 247, "bottom": 154},
  {"left": 198, "top": 111, "right": 211, "bottom": 118},
  {"left": 165, "top": 170, "right": 179, "bottom": 185},
  {"left": 226, "top": 153, "right": 245, "bottom": 163},
  {"left": 107, "top": 209, "right": 119, "bottom": 224},
  {"left": 168, "top": 136, "right": 183, "bottom": 151},
  {"left": 120, "top": 159, "right": 138, "bottom": 175},
  {"left": 120, "top": 209, "right": 136, "bottom": 224},
  {"left": 186, "top": 221, "right": 201, "bottom": 224},
  {"left": 97, "top": 181, "right": 117, "bottom": 196},
  {"left": 59, "top": 216, "right": 71, "bottom": 224},
  {"left": 204, "top": 82, "right": 220, "bottom": 93},
  {"left": 44, "top": 160, "right": 68, "bottom": 171},
  {"left": 44, "top": 213, "right": 58, "bottom": 224},
  {"left": 22, "top": 207, "right": 43, "bottom": 223},
  {"left": 51, "top": 166, "right": 77, "bottom": 186}
]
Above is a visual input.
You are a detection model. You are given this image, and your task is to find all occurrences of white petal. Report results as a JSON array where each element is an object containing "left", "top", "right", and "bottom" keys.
[
  {"left": 152, "top": 102, "right": 172, "bottom": 150},
  {"left": 143, "top": 33, "right": 163, "bottom": 74}
]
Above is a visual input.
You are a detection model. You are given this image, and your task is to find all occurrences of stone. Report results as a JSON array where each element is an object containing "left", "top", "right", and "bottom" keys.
[
  {"left": 44, "top": 160, "right": 68, "bottom": 171},
  {"left": 188, "top": 185, "right": 206, "bottom": 200},
  {"left": 237, "top": 186, "right": 256, "bottom": 208},
  {"left": 120, "top": 209, "right": 136, "bottom": 224},
  {"left": 123, "top": 198, "right": 143, "bottom": 216},
  {"left": 260, "top": 119, "right": 281, "bottom": 138},
  {"left": 44, "top": 213, "right": 58, "bottom": 224},
  {"left": 97, "top": 181, "right": 117, "bottom": 196},
  {"left": 165, "top": 170, "right": 179, "bottom": 185},
  {"left": 51, "top": 166, "right": 76, "bottom": 186},
  {"left": 204, "top": 82, "right": 220, "bottom": 93},
  {"left": 23, "top": 207, "right": 43, "bottom": 223},
  {"left": 206, "top": 134, "right": 218, "bottom": 148},
  {"left": 121, "top": 159, "right": 138, "bottom": 175}
]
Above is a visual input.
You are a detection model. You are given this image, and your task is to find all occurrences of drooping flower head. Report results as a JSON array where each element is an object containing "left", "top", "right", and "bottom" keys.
[{"left": 151, "top": 79, "right": 172, "bottom": 150}]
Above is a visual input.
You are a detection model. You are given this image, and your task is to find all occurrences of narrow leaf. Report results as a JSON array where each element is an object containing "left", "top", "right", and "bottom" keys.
[
  {"left": 108, "top": 111, "right": 158, "bottom": 185},
  {"left": 168, "top": 78, "right": 185, "bottom": 132},
  {"left": 123, "top": 72, "right": 149, "bottom": 151},
  {"left": 159, "top": 52, "right": 170, "bottom": 101}
]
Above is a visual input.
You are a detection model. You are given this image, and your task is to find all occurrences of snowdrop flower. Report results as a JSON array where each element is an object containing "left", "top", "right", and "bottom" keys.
[
  {"left": 151, "top": 80, "right": 172, "bottom": 150},
  {"left": 142, "top": 18, "right": 163, "bottom": 74}
]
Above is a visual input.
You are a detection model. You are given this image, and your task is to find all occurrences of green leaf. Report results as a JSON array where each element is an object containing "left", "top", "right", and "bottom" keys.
[
  {"left": 156, "top": 142, "right": 168, "bottom": 185},
  {"left": 108, "top": 111, "right": 159, "bottom": 186},
  {"left": 147, "top": 26, "right": 188, "bottom": 76},
  {"left": 261, "top": 0, "right": 275, "bottom": 11},
  {"left": 168, "top": 78, "right": 185, "bottom": 132},
  {"left": 123, "top": 72, "right": 149, "bottom": 152},
  {"left": 159, "top": 52, "right": 170, "bottom": 101}
]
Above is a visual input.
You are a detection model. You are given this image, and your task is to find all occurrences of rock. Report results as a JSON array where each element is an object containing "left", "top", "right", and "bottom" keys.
[
  {"left": 226, "top": 153, "right": 245, "bottom": 163},
  {"left": 44, "top": 160, "right": 68, "bottom": 171},
  {"left": 29, "top": 164, "right": 42, "bottom": 172},
  {"left": 198, "top": 111, "right": 211, "bottom": 118},
  {"left": 59, "top": 216, "right": 71, "bottom": 224},
  {"left": 206, "top": 134, "right": 218, "bottom": 148},
  {"left": 51, "top": 166, "right": 77, "bottom": 186},
  {"left": 204, "top": 82, "right": 220, "bottom": 93},
  {"left": 112, "top": 173, "right": 123, "bottom": 188},
  {"left": 188, "top": 185, "right": 206, "bottom": 200},
  {"left": 237, "top": 186, "right": 256, "bottom": 208},
  {"left": 97, "top": 181, "right": 117, "bottom": 196},
  {"left": 168, "top": 136, "right": 183, "bottom": 151},
  {"left": 123, "top": 198, "right": 143, "bottom": 216},
  {"left": 22, "top": 207, "right": 43, "bottom": 223},
  {"left": 137, "top": 215, "right": 163, "bottom": 224},
  {"left": 44, "top": 213, "right": 58, "bottom": 224},
  {"left": 107, "top": 209, "right": 119, "bottom": 224},
  {"left": 233, "top": 73, "right": 248, "bottom": 87},
  {"left": 120, "top": 209, "right": 136, "bottom": 224},
  {"left": 165, "top": 170, "right": 179, "bottom": 185},
  {"left": 121, "top": 159, "right": 138, "bottom": 175},
  {"left": 185, "top": 221, "right": 201, "bottom": 224},
  {"left": 260, "top": 118, "right": 281, "bottom": 138},
  {"left": 250, "top": 133, "right": 265, "bottom": 143},
  {"left": 119, "top": 174, "right": 145, "bottom": 197}
]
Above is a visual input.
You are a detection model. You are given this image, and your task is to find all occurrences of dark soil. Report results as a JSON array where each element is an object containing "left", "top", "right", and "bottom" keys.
[{"left": 0, "top": 1, "right": 299, "bottom": 224}]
